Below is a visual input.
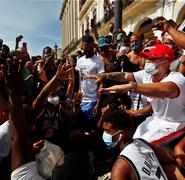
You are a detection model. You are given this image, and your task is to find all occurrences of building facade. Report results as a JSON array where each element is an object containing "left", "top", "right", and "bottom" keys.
[{"left": 60, "top": 0, "right": 185, "bottom": 54}]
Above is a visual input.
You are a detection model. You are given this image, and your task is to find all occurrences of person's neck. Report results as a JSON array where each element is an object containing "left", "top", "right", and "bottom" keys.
[
  {"left": 152, "top": 69, "right": 171, "bottom": 82},
  {"left": 119, "top": 130, "right": 133, "bottom": 151},
  {"left": 132, "top": 49, "right": 142, "bottom": 55},
  {"left": 85, "top": 53, "right": 95, "bottom": 58}
]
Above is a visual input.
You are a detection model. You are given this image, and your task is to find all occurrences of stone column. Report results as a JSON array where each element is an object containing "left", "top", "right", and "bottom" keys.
[
  {"left": 96, "top": 0, "right": 104, "bottom": 22},
  {"left": 114, "top": 0, "right": 123, "bottom": 33},
  {"left": 163, "top": 0, "right": 175, "bottom": 19}
]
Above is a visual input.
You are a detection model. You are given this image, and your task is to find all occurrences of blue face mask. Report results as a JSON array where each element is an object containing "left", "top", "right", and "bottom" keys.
[
  {"left": 102, "top": 131, "right": 122, "bottom": 149},
  {"left": 131, "top": 43, "right": 141, "bottom": 52}
]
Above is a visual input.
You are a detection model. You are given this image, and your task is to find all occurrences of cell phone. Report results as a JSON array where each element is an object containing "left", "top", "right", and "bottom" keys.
[
  {"left": 91, "top": 19, "right": 95, "bottom": 27},
  {"left": 168, "top": 19, "right": 176, "bottom": 28},
  {"left": 18, "top": 35, "right": 23, "bottom": 40},
  {"left": 16, "top": 35, "right": 23, "bottom": 42},
  {"left": 152, "top": 18, "right": 162, "bottom": 29},
  {"left": 22, "top": 42, "right": 27, "bottom": 52}
]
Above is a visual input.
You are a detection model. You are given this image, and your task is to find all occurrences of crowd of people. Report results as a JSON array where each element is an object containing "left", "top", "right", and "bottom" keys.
[{"left": 0, "top": 16, "right": 185, "bottom": 180}]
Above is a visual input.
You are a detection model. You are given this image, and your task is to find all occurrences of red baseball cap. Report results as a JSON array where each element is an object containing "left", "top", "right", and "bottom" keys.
[{"left": 140, "top": 44, "right": 175, "bottom": 63}]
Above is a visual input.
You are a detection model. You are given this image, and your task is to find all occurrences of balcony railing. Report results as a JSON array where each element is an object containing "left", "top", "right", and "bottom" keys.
[{"left": 104, "top": 0, "right": 135, "bottom": 23}]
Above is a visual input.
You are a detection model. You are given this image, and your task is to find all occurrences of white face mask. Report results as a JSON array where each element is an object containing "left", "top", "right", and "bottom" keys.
[
  {"left": 47, "top": 96, "right": 60, "bottom": 106},
  {"left": 120, "top": 46, "right": 130, "bottom": 53},
  {"left": 102, "top": 131, "right": 122, "bottom": 149},
  {"left": 144, "top": 61, "right": 165, "bottom": 75},
  {"left": 144, "top": 62, "right": 159, "bottom": 75}
]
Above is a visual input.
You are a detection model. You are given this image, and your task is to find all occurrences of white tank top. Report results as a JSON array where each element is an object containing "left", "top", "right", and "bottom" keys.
[{"left": 119, "top": 139, "right": 168, "bottom": 180}]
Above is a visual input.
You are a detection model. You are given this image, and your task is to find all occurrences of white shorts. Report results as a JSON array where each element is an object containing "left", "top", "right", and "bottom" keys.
[
  {"left": 133, "top": 115, "right": 185, "bottom": 142},
  {"left": 11, "top": 161, "right": 45, "bottom": 180}
]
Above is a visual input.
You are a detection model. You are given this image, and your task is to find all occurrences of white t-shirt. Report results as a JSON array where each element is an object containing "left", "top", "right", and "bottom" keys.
[
  {"left": 119, "top": 139, "right": 168, "bottom": 180},
  {"left": 76, "top": 54, "right": 104, "bottom": 102},
  {"left": 11, "top": 161, "right": 45, "bottom": 180},
  {"left": 128, "top": 91, "right": 149, "bottom": 110},
  {"left": 0, "top": 121, "right": 11, "bottom": 161},
  {"left": 133, "top": 70, "right": 185, "bottom": 142}
]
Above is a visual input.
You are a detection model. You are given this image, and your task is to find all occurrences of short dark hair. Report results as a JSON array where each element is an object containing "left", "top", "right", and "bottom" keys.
[
  {"left": 43, "top": 46, "right": 52, "bottom": 54},
  {"left": 103, "top": 109, "right": 132, "bottom": 130},
  {"left": 1, "top": 44, "right": 10, "bottom": 54},
  {"left": 131, "top": 32, "right": 144, "bottom": 41},
  {"left": 82, "top": 35, "right": 94, "bottom": 43},
  {"left": 52, "top": 153, "right": 89, "bottom": 180}
]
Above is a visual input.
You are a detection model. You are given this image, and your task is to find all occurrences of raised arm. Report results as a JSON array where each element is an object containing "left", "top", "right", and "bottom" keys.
[
  {"left": 32, "top": 64, "right": 73, "bottom": 115},
  {"left": 126, "top": 103, "right": 153, "bottom": 117},
  {"left": 4, "top": 59, "right": 35, "bottom": 171},
  {"left": 83, "top": 71, "right": 133, "bottom": 84},
  {"left": 99, "top": 82, "right": 179, "bottom": 99},
  {"left": 66, "top": 56, "right": 75, "bottom": 97},
  {"left": 153, "top": 16, "right": 185, "bottom": 49},
  {"left": 15, "top": 35, "right": 23, "bottom": 50}
]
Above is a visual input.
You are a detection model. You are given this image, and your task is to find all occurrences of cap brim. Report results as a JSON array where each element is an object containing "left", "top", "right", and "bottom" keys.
[
  {"left": 140, "top": 51, "right": 162, "bottom": 59},
  {"left": 99, "top": 44, "right": 109, "bottom": 47}
]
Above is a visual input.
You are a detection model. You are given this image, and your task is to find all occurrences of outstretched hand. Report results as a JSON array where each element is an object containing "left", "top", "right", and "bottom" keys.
[
  {"left": 3, "top": 57, "right": 24, "bottom": 92},
  {"left": 55, "top": 63, "right": 73, "bottom": 81},
  {"left": 99, "top": 84, "right": 131, "bottom": 94},
  {"left": 152, "top": 16, "right": 172, "bottom": 32},
  {"left": 16, "top": 35, "right": 23, "bottom": 44},
  {"left": 71, "top": 92, "right": 84, "bottom": 105},
  {"left": 101, "top": 104, "right": 113, "bottom": 115},
  {"left": 83, "top": 73, "right": 106, "bottom": 84}
]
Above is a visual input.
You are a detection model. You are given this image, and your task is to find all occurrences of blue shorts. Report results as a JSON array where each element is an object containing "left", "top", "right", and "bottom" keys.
[{"left": 80, "top": 102, "right": 96, "bottom": 120}]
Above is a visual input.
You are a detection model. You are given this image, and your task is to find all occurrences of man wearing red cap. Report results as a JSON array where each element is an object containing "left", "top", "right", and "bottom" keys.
[{"left": 84, "top": 44, "right": 185, "bottom": 142}]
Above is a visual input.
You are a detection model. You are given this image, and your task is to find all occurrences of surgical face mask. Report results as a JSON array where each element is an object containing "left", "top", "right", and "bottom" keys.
[
  {"left": 102, "top": 131, "right": 122, "bottom": 149},
  {"left": 47, "top": 96, "right": 60, "bottom": 106},
  {"left": 131, "top": 43, "right": 141, "bottom": 52},
  {"left": 116, "top": 43, "right": 121, "bottom": 51},
  {"left": 144, "top": 61, "right": 164, "bottom": 75},
  {"left": 120, "top": 46, "right": 130, "bottom": 53}
]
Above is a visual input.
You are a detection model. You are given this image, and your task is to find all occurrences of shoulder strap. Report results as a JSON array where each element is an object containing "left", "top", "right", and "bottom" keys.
[{"left": 137, "top": 94, "right": 141, "bottom": 110}]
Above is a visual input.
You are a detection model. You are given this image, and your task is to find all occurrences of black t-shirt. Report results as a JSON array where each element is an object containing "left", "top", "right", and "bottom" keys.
[{"left": 35, "top": 105, "right": 65, "bottom": 146}]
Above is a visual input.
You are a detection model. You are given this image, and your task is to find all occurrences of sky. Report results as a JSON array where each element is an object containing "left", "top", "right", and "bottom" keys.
[{"left": 0, "top": 0, "right": 63, "bottom": 56}]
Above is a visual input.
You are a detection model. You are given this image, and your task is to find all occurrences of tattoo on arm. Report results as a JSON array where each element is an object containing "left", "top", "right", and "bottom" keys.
[{"left": 107, "top": 72, "right": 131, "bottom": 82}]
